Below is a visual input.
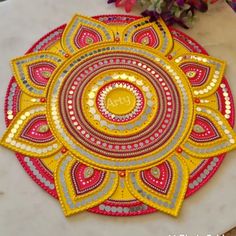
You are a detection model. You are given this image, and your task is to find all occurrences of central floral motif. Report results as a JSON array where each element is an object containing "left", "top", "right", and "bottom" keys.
[{"left": 1, "top": 14, "right": 236, "bottom": 217}]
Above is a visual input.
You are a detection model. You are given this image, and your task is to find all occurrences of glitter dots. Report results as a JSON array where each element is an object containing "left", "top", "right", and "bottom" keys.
[{"left": 220, "top": 83, "right": 232, "bottom": 119}]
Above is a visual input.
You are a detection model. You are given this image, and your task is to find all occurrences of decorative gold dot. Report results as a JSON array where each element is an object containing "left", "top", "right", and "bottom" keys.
[
  {"left": 11, "top": 128, "right": 17, "bottom": 134},
  {"left": 224, "top": 129, "right": 230, "bottom": 134},
  {"left": 128, "top": 76, "right": 135, "bottom": 82},
  {"left": 87, "top": 100, "right": 94, "bottom": 106},
  {"left": 21, "top": 115, "right": 26, "bottom": 120},
  {"left": 112, "top": 74, "right": 120, "bottom": 80},
  {"left": 120, "top": 74, "right": 127, "bottom": 79},
  {"left": 229, "top": 139, "right": 235, "bottom": 144},
  {"left": 17, "top": 120, "right": 23, "bottom": 125},
  {"left": 88, "top": 92, "right": 95, "bottom": 99}
]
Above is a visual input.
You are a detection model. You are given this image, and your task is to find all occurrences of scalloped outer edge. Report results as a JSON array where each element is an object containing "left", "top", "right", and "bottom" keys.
[{"left": 3, "top": 14, "right": 235, "bottom": 217}]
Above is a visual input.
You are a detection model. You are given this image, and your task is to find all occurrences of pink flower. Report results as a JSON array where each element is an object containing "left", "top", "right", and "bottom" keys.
[{"left": 115, "top": 0, "right": 137, "bottom": 13}]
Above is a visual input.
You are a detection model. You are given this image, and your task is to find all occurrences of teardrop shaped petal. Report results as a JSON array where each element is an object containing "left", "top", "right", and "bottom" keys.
[
  {"left": 0, "top": 105, "right": 62, "bottom": 157},
  {"left": 55, "top": 154, "right": 119, "bottom": 216},
  {"left": 126, "top": 154, "right": 189, "bottom": 216},
  {"left": 122, "top": 17, "right": 173, "bottom": 56},
  {"left": 12, "top": 52, "right": 64, "bottom": 97},
  {"left": 175, "top": 53, "right": 226, "bottom": 98},
  {"left": 183, "top": 105, "right": 236, "bottom": 158},
  {"left": 61, "top": 15, "right": 114, "bottom": 54}
]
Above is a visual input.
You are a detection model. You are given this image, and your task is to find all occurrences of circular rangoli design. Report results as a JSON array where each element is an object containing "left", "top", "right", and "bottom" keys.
[{"left": 1, "top": 14, "right": 236, "bottom": 217}]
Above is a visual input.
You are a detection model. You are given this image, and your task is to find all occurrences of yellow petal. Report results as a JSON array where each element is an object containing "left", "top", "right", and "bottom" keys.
[
  {"left": 175, "top": 53, "right": 226, "bottom": 98},
  {"left": 121, "top": 17, "right": 173, "bottom": 56},
  {"left": 126, "top": 154, "right": 189, "bottom": 216},
  {"left": 61, "top": 14, "right": 114, "bottom": 54},
  {"left": 11, "top": 51, "right": 64, "bottom": 98},
  {"left": 182, "top": 105, "right": 236, "bottom": 158},
  {"left": 55, "top": 154, "right": 119, "bottom": 216},
  {"left": 0, "top": 105, "right": 62, "bottom": 157}
]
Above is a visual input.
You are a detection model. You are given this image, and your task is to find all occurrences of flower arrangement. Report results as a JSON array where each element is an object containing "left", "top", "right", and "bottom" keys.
[
  {"left": 227, "top": 0, "right": 236, "bottom": 11},
  {"left": 108, "top": 0, "right": 236, "bottom": 28}
]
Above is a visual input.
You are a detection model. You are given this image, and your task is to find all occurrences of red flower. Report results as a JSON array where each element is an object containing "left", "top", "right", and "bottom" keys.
[{"left": 110, "top": 0, "right": 137, "bottom": 13}]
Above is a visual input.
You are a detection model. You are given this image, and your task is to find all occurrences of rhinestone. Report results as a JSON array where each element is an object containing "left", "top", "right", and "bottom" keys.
[
  {"left": 41, "top": 71, "right": 51, "bottom": 79},
  {"left": 193, "top": 124, "right": 205, "bottom": 133},
  {"left": 151, "top": 167, "right": 160, "bottom": 178},
  {"left": 85, "top": 37, "right": 94, "bottom": 45},
  {"left": 37, "top": 124, "right": 49, "bottom": 133},
  {"left": 84, "top": 167, "right": 94, "bottom": 179},
  {"left": 141, "top": 36, "right": 150, "bottom": 45}
]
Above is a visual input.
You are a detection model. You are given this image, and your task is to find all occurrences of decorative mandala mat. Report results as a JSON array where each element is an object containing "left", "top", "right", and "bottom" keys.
[{"left": 1, "top": 14, "right": 236, "bottom": 217}]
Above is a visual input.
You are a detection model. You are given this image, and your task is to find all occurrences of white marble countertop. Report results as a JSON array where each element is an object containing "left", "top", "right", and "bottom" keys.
[{"left": 0, "top": 1, "right": 236, "bottom": 236}]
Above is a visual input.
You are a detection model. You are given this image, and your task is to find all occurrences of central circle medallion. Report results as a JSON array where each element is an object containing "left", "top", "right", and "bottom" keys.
[
  {"left": 48, "top": 42, "right": 193, "bottom": 170},
  {"left": 105, "top": 88, "right": 136, "bottom": 115},
  {"left": 96, "top": 80, "right": 145, "bottom": 123}
]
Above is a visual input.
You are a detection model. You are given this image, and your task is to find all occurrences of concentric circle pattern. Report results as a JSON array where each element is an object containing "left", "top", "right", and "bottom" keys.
[
  {"left": 50, "top": 43, "right": 192, "bottom": 169},
  {"left": 1, "top": 14, "right": 235, "bottom": 217},
  {"left": 96, "top": 80, "right": 144, "bottom": 121}
]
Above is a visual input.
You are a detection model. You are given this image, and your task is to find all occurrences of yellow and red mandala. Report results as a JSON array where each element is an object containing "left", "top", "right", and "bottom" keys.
[{"left": 1, "top": 14, "right": 236, "bottom": 217}]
